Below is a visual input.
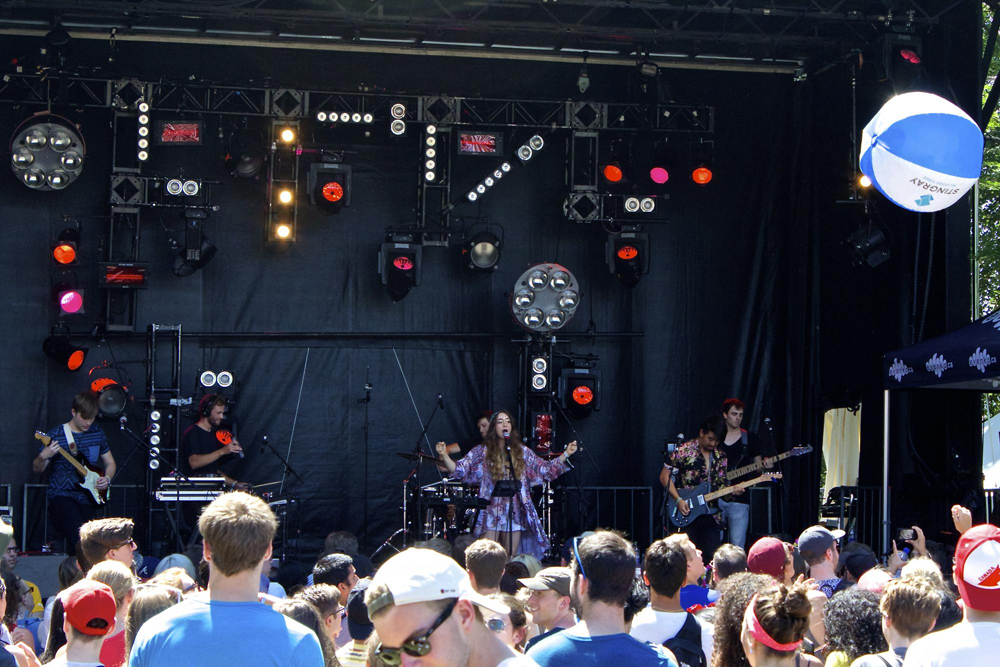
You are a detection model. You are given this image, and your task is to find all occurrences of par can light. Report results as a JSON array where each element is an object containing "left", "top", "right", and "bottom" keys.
[
  {"left": 10, "top": 113, "right": 86, "bottom": 191},
  {"left": 512, "top": 263, "right": 580, "bottom": 333}
]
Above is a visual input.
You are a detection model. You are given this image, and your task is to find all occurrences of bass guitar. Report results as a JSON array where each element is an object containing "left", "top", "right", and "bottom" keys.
[
  {"left": 34, "top": 431, "right": 108, "bottom": 505},
  {"left": 725, "top": 445, "right": 812, "bottom": 481},
  {"left": 668, "top": 473, "right": 781, "bottom": 528}
]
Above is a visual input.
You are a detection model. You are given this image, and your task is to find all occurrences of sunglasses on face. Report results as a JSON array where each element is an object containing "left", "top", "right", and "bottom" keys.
[
  {"left": 572, "top": 536, "right": 587, "bottom": 580},
  {"left": 486, "top": 617, "right": 506, "bottom": 633},
  {"left": 374, "top": 598, "right": 457, "bottom": 666},
  {"left": 111, "top": 538, "right": 136, "bottom": 551}
]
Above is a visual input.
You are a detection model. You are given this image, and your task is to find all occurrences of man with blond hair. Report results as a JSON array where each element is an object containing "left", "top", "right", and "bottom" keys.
[
  {"left": 853, "top": 575, "right": 940, "bottom": 667},
  {"left": 129, "top": 492, "right": 323, "bottom": 666}
]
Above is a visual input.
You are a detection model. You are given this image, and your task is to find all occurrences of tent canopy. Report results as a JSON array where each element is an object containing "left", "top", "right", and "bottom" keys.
[{"left": 883, "top": 311, "right": 1000, "bottom": 390}]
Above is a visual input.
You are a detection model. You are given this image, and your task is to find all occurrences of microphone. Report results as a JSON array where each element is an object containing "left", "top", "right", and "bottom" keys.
[
  {"left": 503, "top": 430, "right": 511, "bottom": 452},
  {"left": 119, "top": 415, "right": 127, "bottom": 430},
  {"left": 260, "top": 433, "right": 268, "bottom": 454},
  {"left": 437, "top": 394, "right": 445, "bottom": 410}
]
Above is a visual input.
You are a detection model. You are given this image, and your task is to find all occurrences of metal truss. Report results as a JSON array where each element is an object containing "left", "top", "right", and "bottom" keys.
[{"left": 0, "top": 0, "right": 961, "bottom": 65}]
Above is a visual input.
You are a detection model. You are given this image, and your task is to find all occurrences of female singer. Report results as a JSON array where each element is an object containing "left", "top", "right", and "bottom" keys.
[{"left": 436, "top": 410, "right": 577, "bottom": 558}]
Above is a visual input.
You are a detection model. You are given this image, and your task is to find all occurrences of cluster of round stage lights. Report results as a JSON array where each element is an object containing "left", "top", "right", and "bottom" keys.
[
  {"left": 531, "top": 357, "right": 548, "bottom": 390},
  {"left": 149, "top": 409, "right": 162, "bottom": 468},
  {"left": 137, "top": 102, "right": 150, "bottom": 161},
  {"left": 316, "top": 110, "right": 374, "bottom": 125},
  {"left": 10, "top": 113, "right": 85, "bottom": 190},
  {"left": 516, "top": 135, "right": 545, "bottom": 162},
  {"left": 424, "top": 125, "right": 438, "bottom": 181},
  {"left": 511, "top": 263, "right": 580, "bottom": 333},
  {"left": 390, "top": 103, "right": 407, "bottom": 136},
  {"left": 165, "top": 179, "right": 200, "bottom": 196},
  {"left": 467, "top": 162, "right": 512, "bottom": 202},
  {"left": 624, "top": 197, "right": 656, "bottom": 213}
]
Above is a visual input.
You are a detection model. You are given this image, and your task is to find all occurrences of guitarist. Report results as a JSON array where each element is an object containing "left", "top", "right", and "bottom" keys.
[
  {"left": 717, "top": 398, "right": 768, "bottom": 549},
  {"left": 32, "top": 390, "right": 116, "bottom": 555},
  {"left": 660, "top": 415, "right": 727, "bottom": 566}
]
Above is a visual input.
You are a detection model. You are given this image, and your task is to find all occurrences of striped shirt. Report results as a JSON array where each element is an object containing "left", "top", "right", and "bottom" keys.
[
  {"left": 335, "top": 640, "right": 368, "bottom": 667},
  {"left": 42, "top": 424, "right": 109, "bottom": 504}
]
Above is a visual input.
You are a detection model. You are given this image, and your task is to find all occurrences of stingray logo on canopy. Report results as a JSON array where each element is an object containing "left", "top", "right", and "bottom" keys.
[
  {"left": 888, "top": 358, "right": 913, "bottom": 382},
  {"left": 962, "top": 539, "right": 1000, "bottom": 590},
  {"left": 925, "top": 353, "right": 953, "bottom": 377},
  {"left": 986, "top": 311, "right": 1000, "bottom": 330},
  {"left": 970, "top": 348, "right": 997, "bottom": 373}
]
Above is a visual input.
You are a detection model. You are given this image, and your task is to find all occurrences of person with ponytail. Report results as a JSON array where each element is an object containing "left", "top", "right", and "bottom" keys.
[
  {"left": 740, "top": 581, "right": 822, "bottom": 667},
  {"left": 436, "top": 410, "right": 577, "bottom": 558}
]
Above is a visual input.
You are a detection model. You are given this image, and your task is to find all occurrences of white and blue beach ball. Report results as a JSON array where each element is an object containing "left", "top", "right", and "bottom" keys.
[{"left": 860, "top": 92, "right": 983, "bottom": 213}]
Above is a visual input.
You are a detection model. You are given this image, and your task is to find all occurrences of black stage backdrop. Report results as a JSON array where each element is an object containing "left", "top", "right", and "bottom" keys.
[{"left": 0, "top": 2, "right": 981, "bottom": 558}]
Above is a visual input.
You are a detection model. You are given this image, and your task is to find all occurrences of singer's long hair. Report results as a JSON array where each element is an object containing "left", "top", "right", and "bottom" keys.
[{"left": 483, "top": 410, "right": 526, "bottom": 482}]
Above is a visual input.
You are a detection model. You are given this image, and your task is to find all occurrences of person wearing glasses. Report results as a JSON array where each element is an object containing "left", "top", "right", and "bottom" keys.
[
  {"left": 526, "top": 531, "right": 678, "bottom": 667},
  {"left": 486, "top": 593, "right": 530, "bottom": 652},
  {"left": 128, "top": 492, "right": 324, "bottom": 667},
  {"left": 78, "top": 518, "right": 137, "bottom": 574},
  {"left": 365, "top": 548, "right": 536, "bottom": 667}
]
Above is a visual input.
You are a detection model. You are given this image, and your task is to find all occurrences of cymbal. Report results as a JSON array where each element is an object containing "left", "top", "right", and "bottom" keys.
[{"left": 396, "top": 451, "right": 444, "bottom": 465}]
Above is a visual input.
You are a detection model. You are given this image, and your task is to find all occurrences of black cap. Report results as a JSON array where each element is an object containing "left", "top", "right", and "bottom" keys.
[
  {"left": 844, "top": 552, "right": 878, "bottom": 580},
  {"left": 347, "top": 578, "right": 373, "bottom": 641}
]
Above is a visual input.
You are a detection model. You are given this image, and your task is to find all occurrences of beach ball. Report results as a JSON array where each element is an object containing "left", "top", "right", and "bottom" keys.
[{"left": 860, "top": 92, "right": 983, "bottom": 213}]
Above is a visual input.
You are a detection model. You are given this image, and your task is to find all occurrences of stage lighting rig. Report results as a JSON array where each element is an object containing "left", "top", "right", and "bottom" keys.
[
  {"left": 606, "top": 226, "right": 650, "bottom": 288},
  {"left": 559, "top": 365, "right": 601, "bottom": 420},
  {"left": 466, "top": 162, "right": 511, "bottom": 202},
  {"left": 458, "top": 227, "right": 502, "bottom": 278},
  {"left": 691, "top": 139, "right": 714, "bottom": 185},
  {"left": 309, "top": 160, "right": 352, "bottom": 215},
  {"left": 52, "top": 225, "right": 81, "bottom": 265},
  {"left": 390, "top": 102, "right": 407, "bottom": 136},
  {"left": 10, "top": 113, "right": 85, "bottom": 191},
  {"left": 516, "top": 135, "right": 545, "bottom": 163},
  {"left": 379, "top": 233, "right": 423, "bottom": 302},
  {"left": 511, "top": 263, "right": 580, "bottom": 333},
  {"left": 42, "top": 334, "right": 87, "bottom": 371},
  {"left": 173, "top": 209, "right": 217, "bottom": 276}
]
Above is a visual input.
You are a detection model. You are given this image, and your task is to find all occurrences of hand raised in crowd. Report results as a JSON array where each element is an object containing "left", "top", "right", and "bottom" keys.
[
  {"left": 952, "top": 504, "right": 973, "bottom": 534},
  {"left": 904, "top": 525, "right": 928, "bottom": 556},
  {"left": 887, "top": 539, "right": 906, "bottom": 575}
]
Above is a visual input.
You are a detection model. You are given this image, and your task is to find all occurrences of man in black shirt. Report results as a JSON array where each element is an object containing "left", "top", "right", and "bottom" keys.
[
  {"left": 181, "top": 394, "right": 246, "bottom": 489},
  {"left": 717, "top": 398, "right": 765, "bottom": 549}
]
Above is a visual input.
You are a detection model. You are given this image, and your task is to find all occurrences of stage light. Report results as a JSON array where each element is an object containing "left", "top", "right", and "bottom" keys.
[
  {"left": 859, "top": 174, "right": 872, "bottom": 188},
  {"left": 137, "top": 138, "right": 149, "bottom": 149},
  {"left": 10, "top": 113, "right": 85, "bottom": 191},
  {"left": 352, "top": 112, "right": 362, "bottom": 123},
  {"left": 275, "top": 223, "right": 292, "bottom": 239},
  {"left": 532, "top": 374, "right": 548, "bottom": 390},
  {"left": 379, "top": 239, "right": 422, "bottom": 302},
  {"left": 607, "top": 228, "right": 650, "bottom": 288},
  {"left": 200, "top": 371, "right": 217, "bottom": 387},
  {"left": 42, "top": 336, "right": 86, "bottom": 371},
  {"left": 91, "top": 378, "right": 127, "bottom": 418},
  {"left": 517, "top": 145, "right": 533, "bottom": 162},
  {"left": 624, "top": 197, "right": 640, "bottom": 212},
  {"left": 138, "top": 101, "right": 150, "bottom": 114},
  {"left": 467, "top": 192, "right": 478, "bottom": 202},
  {"left": 317, "top": 111, "right": 328, "bottom": 121},
  {"left": 425, "top": 148, "right": 436, "bottom": 159},
  {"left": 603, "top": 163, "right": 624, "bottom": 182},
  {"left": 511, "top": 263, "right": 580, "bottom": 333},
  {"left": 138, "top": 126, "right": 149, "bottom": 137},
  {"left": 391, "top": 103, "right": 406, "bottom": 119},
  {"left": 501, "top": 162, "right": 511, "bottom": 172},
  {"left": 309, "top": 162, "right": 352, "bottom": 215},
  {"left": 560, "top": 367, "right": 601, "bottom": 419},
  {"left": 391, "top": 120, "right": 406, "bottom": 136},
  {"left": 532, "top": 357, "right": 548, "bottom": 373},
  {"left": 166, "top": 179, "right": 183, "bottom": 195},
  {"left": 280, "top": 127, "right": 295, "bottom": 143},
  {"left": 425, "top": 136, "right": 436, "bottom": 147},
  {"left": 649, "top": 167, "right": 669, "bottom": 184},
  {"left": 424, "top": 172, "right": 436, "bottom": 181},
  {"left": 278, "top": 189, "right": 293, "bottom": 204},
  {"left": 52, "top": 281, "right": 84, "bottom": 314},
  {"left": 529, "top": 135, "right": 544, "bottom": 151},
  {"left": 138, "top": 150, "right": 149, "bottom": 161},
  {"left": 493, "top": 169, "right": 503, "bottom": 179},
  {"left": 150, "top": 422, "right": 161, "bottom": 433},
  {"left": 52, "top": 228, "right": 80, "bottom": 265},
  {"left": 138, "top": 114, "right": 149, "bottom": 125},
  {"left": 427, "top": 124, "right": 437, "bottom": 135},
  {"left": 692, "top": 167, "right": 713, "bottom": 185},
  {"left": 691, "top": 139, "right": 714, "bottom": 185},
  {"left": 640, "top": 197, "right": 655, "bottom": 212},
  {"left": 216, "top": 371, "right": 234, "bottom": 387},
  {"left": 150, "top": 410, "right": 161, "bottom": 421},
  {"left": 460, "top": 230, "right": 501, "bottom": 278},
  {"left": 363, "top": 113, "right": 374, "bottom": 124},
  {"left": 173, "top": 221, "right": 217, "bottom": 277}
]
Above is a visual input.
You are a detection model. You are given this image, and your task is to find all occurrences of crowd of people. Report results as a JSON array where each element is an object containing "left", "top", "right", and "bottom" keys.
[{"left": 0, "top": 495, "right": 997, "bottom": 667}]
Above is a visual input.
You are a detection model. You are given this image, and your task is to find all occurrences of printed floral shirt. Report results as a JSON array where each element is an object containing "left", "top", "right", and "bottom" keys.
[{"left": 667, "top": 439, "right": 728, "bottom": 523}]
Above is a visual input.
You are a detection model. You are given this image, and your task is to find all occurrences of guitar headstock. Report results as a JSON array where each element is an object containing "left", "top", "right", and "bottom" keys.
[
  {"left": 34, "top": 430, "right": 51, "bottom": 445},
  {"left": 791, "top": 445, "right": 813, "bottom": 455},
  {"left": 764, "top": 472, "right": 783, "bottom": 482}
]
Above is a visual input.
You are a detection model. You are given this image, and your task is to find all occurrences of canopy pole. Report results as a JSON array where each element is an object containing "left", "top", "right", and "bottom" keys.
[{"left": 883, "top": 389, "right": 890, "bottom": 557}]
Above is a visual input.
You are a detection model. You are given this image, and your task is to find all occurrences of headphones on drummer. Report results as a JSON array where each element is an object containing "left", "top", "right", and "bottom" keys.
[{"left": 200, "top": 394, "right": 225, "bottom": 418}]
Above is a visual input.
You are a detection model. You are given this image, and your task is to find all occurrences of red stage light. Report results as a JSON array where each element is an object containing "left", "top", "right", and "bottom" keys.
[
  {"left": 322, "top": 181, "right": 344, "bottom": 202},
  {"left": 90, "top": 378, "right": 118, "bottom": 393},
  {"left": 617, "top": 245, "right": 639, "bottom": 260},
  {"left": 900, "top": 49, "right": 921, "bottom": 64},
  {"left": 59, "top": 290, "right": 83, "bottom": 314},
  {"left": 649, "top": 167, "right": 669, "bottom": 184},
  {"left": 572, "top": 386, "right": 594, "bottom": 405},
  {"left": 68, "top": 350, "right": 85, "bottom": 371},
  {"left": 692, "top": 167, "right": 713, "bottom": 185},
  {"left": 603, "top": 164, "right": 623, "bottom": 182},
  {"left": 53, "top": 243, "right": 76, "bottom": 264},
  {"left": 393, "top": 257, "right": 414, "bottom": 271}
]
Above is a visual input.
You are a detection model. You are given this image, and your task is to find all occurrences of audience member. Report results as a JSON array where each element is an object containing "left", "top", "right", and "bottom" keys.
[
  {"left": 624, "top": 575, "right": 650, "bottom": 633},
  {"left": 898, "top": 559, "right": 944, "bottom": 591},
  {"left": 322, "top": 532, "right": 374, "bottom": 579},
  {"left": 856, "top": 568, "right": 893, "bottom": 596},
  {"left": 710, "top": 572, "right": 775, "bottom": 667},
  {"left": 930, "top": 589, "right": 962, "bottom": 633},
  {"left": 1, "top": 569, "right": 36, "bottom": 652},
  {"left": 501, "top": 562, "right": 530, "bottom": 596},
  {"left": 851, "top": 576, "right": 939, "bottom": 667},
  {"left": 415, "top": 538, "right": 453, "bottom": 560},
  {"left": 631, "top": 538, "right": 713, "bottom": 664},
  {"left": 453, "top": 534, "right": 477, "bottom": 569},
  {"left": 78, "top": 519, "right": 136, "bottom": 574},
  {"left": 796, "top": 527, "right": 844, "bottom": 599},
  {"left": 712, "top": 544, "right": 748, "bottom": 587},
  {"left": 123, "top": 585, "right": 180, "bottom": 658},
  {"left": 39, "top": 597, "right": 67, "bottom": 663},
  {"left": 274, "top": 598, "right": 339, "bottom": 667},
  {"left": 903, "top": 523, "right": 1000, "bottom": 666},
  {"left": 519, "top": 567, "right": 575, "bottom": 652},
  {"left": 2, "top": 537, "right": 42, "bottom": 618},
  {"left": 38, "top": 557, "right": 82, "bottom": 650},
  {"left": 364, "top": 547, "right": 531, "bottom": 667},
  {"left": 61, "top": 579, "right": 118, "bottom": 666},
  {"left": 822, "top": 587, "right": 887, "bottom": 667},
  {"left": 312, "top": 553, "right": 359, "bottom": 649},
  {"left": 295, "top": 585, "right": 344, "bottom": 649},
  {"left": 740, "top": 581, "right": 820, "bottom": 667},
  {"left": 842, "top": 553, "right": 878, "bottom": 585},
  {"left": 128, "top": 492, "right": 324, "bottom": 666},
  {"left": 835, "top": 542, "right": 875, "bottom": 584},
  {"left": 527, "top": 531, "right": 676, "bottom": 667},
  {"left": 466, "top": 540, "right": 508, "bottom": 595},
  {"left": 665, "top": 534, "right": 718, "bottom": 610},
  {"left": 511, "top": 555, "right": 543, "bottom": 579},
  {"left": 149, "top": 568, "right": 198, "bottom": 597},
  {"left": 86, "top": 560, "right": 136, "bottom": 667},
  {"left": 486, "top": 593, "right": 529, "bottom": 652},
  {"left": 151, "top": 554, "right": 198, "bottom": 582},
  {"left": 747, "top": 538, "right": 794, "bottom": 585},
  {"left": 334, "top": 579, "right": 371, "bottom": 667}
]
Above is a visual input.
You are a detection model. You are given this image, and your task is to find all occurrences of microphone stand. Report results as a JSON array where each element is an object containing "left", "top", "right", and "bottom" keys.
[
  {"left": 504, "top": 435, "right": 519, "bottom": 555},
  {"left": 550, "top": 399, "right": 597, "bottom": 538},
  {"left": 261, "top": 434, "right": 304, "bottom": 485},
  {"left": 371, "top": 527, "right": 407, "bottom": 562},
  {"left": 358, "top": 369, "right": 372, "bottom": 546}
]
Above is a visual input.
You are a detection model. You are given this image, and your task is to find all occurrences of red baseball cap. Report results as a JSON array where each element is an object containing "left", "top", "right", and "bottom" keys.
[
  {"left": 63, "top": 580, "right": 117, "bottom": 636},
  {"left": 954, "top": 523, "right": 1000, "bottom": 612},
  {"left": 747, "top": 537, "right": 787, "bottom": 581}
]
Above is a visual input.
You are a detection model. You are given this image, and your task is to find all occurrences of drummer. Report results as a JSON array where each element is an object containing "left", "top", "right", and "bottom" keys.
[{"left": 436, "top": 411, "right": 492, "bottom": 472}]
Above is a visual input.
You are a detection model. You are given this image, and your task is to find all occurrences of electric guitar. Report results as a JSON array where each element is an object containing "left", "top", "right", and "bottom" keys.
[
  {"left": 725, "top": 445, "right": 812, "bottom": 481},
  {"left": 35, "top": 431, "right": 108, "bottom": 505},
  {"left": 668, "top": 473, "right": 781, "bottom": 528}
]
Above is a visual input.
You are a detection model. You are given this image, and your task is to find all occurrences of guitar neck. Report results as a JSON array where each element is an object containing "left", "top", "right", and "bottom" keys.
[
  {"left": 704, "top": 475, "right": 775, "bottom": 502},
  {"left": 56, "top": 446, "right": 89, "bottom": 476},
  {"left": 728, "top": 449, "right": 797, "bottom": 479}
]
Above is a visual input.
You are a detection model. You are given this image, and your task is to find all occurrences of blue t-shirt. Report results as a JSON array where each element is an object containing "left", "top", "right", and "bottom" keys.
[
  {"left": 128, "top": 598, "right": 324, "bottom": 667},
  {"left": 527, "top": 630, "right": 678, "bottom": 667},
  {"left": 42, "top": 424, "right": 109, "bottom": 503},
  {"left": 679, "top": 585, "right": 719, "bottom": 610}
]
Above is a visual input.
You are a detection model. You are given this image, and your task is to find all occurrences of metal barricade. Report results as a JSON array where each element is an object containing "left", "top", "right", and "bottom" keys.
[
  {"left": 820, "top": 485, "right": 887, "bottom": 554},
  {"left": 575, "top": 486, "right": 655, "bottom": 548}
]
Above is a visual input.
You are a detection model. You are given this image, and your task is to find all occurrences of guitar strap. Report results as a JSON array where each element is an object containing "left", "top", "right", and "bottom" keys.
[{"left": 62, "top": 423, "right": 77, "bottom": 456}]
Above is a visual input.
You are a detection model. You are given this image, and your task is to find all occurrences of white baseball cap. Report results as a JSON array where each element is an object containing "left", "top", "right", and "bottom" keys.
[{"left": 367, "top": 548, "right": 510, "bottom": 619}]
